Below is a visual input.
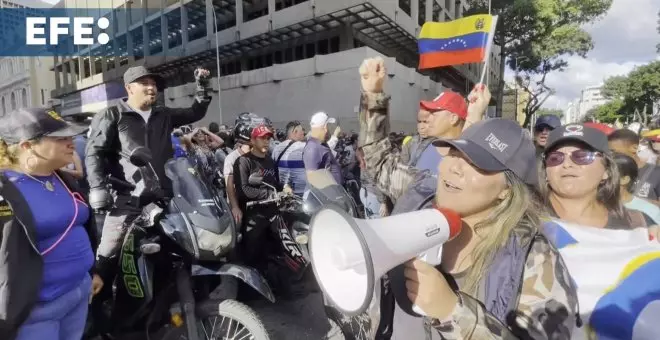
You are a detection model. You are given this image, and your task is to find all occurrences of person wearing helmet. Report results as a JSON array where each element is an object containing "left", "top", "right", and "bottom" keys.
[
  {"left": 223, "top": 118, "right": 256, "bottom": 224},
  {"left": 233, "top": 124, "right": 289, "bottom": 268}
]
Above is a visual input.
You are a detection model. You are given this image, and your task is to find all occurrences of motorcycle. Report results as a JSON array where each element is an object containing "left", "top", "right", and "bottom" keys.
[
  {"left": 297, "top": 169, "right": 378, "bottom": 340},
  {"left": 244, "top": 173, "right": 312, "bottom": 296},
  {"left": 88, "top": 147, "right": 274, "bottom": 340}
]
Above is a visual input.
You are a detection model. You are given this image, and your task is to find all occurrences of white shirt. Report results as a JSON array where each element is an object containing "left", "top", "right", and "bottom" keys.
[
  {"left": 223, "top": 149, "right": 243, "bottom": 179},
  {"left": 128, "top": 105, "right": 152, "bottom": 123}
]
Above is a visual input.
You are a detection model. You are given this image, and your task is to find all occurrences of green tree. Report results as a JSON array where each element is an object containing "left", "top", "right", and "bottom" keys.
[
  {"left": 589, "top": 99, "right": 624, "bottom": 123},
  {"left": 466, "top": 0, "right": 613, "bottom": 117},
  {"left": 536, "top": 108, "right": 563, "bottom": 117},
  {"left": 601, "top": 61, "right": 660, "bottom": 125}
]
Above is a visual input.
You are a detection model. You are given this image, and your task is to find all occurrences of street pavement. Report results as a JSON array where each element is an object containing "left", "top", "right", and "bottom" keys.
[{"left": 247, "top": 291, "right": 345, "bottom": 340}]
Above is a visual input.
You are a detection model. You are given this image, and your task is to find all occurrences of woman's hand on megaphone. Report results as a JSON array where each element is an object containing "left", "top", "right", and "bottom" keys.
[{"left": 404, "top": 259, "right": 459, "bottom": 320}]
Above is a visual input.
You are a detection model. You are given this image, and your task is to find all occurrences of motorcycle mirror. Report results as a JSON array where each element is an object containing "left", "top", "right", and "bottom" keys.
[
  {"left": 248, "top": 173, "right": 264, "bottom": 186},
  {"left": 129, "top": 147, "right": 153, "bottom": 167}
]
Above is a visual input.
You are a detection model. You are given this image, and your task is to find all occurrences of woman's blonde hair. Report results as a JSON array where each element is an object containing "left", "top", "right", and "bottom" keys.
[
  {"left": 462, "top": 170, "right": 543, "bottom": 294},
  {"left": 537, "top": 150, "right": 626, "bottom": 220},
  {"left": 0, "top": 139, "right": 22, "bottom": 169}
]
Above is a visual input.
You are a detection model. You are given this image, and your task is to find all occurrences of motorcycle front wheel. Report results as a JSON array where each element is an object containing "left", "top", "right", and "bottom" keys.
[{"left": 194, "top": 299, "right": 270, "bottom": 340}]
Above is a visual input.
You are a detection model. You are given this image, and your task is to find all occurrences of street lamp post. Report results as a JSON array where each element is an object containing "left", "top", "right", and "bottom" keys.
[{"left": 211, "top": 9, "right": 223, "bottom": 124}]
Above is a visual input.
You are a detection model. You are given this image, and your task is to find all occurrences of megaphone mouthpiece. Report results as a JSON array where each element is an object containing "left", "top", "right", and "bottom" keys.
[{"left": 435, "top": 206, "right": 462, "bottom": 240}]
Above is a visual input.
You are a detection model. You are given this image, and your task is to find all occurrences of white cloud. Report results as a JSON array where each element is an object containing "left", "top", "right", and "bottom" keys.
[{"left": 506, "top": 0, "right": 660, "bottom": 110}]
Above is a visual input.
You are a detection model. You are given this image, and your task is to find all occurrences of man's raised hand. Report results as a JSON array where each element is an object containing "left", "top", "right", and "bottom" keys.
[{"left": 359, "top": 57, "right": 386, "bottom": 94}]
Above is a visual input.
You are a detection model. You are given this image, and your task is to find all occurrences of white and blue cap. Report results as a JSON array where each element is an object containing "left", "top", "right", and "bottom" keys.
[{"left": 432, "top": 118, "right": 537, "bottom": 185}]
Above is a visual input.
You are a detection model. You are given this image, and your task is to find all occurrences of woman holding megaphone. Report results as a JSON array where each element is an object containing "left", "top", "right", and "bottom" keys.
[{"left": 354, "top": 57, "right": 578, "bottom": 339}]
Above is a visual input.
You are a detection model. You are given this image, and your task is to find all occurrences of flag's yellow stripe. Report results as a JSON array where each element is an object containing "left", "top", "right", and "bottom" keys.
[{"left": 419, "top": 14, "right": 493, "bottom": 40}]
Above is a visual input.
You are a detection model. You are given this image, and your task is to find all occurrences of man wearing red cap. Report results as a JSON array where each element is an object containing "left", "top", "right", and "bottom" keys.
[
  {"left": 233, "top": 124, "right": 285, "bottom": 267},
  {"left": 414, "top": 91, "right": 469, "bottom": 174}
]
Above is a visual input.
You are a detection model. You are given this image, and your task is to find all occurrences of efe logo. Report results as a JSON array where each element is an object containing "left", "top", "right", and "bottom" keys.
[{"left": 25, "top": 17, "right": 110, "bottom": 46}]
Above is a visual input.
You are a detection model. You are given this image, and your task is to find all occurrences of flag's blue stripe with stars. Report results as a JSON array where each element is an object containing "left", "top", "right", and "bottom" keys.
[{"left": 418, "top": 31, "right": 489, "bottom": 54}]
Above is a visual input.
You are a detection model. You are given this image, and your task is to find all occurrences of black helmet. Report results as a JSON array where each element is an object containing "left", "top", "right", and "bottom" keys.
[
  {"left": 233, "top": 112, "right": 265, "bottom": 143},
  {"left": 276, "top": 130, "right": 286, "bottom": 141}
]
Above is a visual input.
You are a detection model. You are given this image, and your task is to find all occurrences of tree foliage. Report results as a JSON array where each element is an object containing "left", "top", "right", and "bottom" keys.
[
  {"left": 536, "top": 108, "right": 563, "bottom": 117},
  {"left": 589, "top": 99, "right": 624, "bottom": 123},
  {"left": 465, "top": 0, "right": 613, "bottom": 116},
  {"left": 600, "top": 61, "right": 660, "bottom": 126}
]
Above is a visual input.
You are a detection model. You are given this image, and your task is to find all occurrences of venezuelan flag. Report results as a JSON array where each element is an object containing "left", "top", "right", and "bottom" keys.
[{"left": 418, "top": 14, "right": 497, "bottom": 69}]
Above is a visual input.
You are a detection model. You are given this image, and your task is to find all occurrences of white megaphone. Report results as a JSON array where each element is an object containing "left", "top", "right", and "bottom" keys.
[{"left": 309, "top": 204, "right": 462, "bottom": 316}]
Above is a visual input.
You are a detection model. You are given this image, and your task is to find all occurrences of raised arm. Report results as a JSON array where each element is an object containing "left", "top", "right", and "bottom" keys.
[
  {"left": 170, "top": 68, "right": 212, "bottom": 127},
  {"left": 357, "top": 57, "right": 418, "bottom": 201}
]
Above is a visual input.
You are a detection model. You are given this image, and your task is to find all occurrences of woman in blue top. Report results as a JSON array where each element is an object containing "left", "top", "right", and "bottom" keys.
[{"left": 0, "top": 107, "right": 103, "bottom": 340}]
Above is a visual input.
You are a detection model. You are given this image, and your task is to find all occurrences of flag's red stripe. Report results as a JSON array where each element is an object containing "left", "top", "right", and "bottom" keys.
[{"left": 419, "top": 47, "right": 485, "bottom": 69}]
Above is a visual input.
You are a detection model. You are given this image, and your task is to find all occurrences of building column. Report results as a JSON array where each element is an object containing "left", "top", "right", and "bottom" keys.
[
  {"left": 268, "top": 0, "right": 275, "bottom": 15},
  {"left": 181, "top": 3, "right": 189, "bottom": 47},
  {"left": 426, "top": 0, "right": 432, "bottom": 22},
  {"left": 339, "top": 23, "right": 354, "bottom": 51},
  {"left": 236, "top": 0, "right": 244, "bottom": 25},
  {"left": 205, "top": 0, "right": 214, "bottom": 42},
  {"left": 161, "top": 7, "right": 169, "bottom": 54},
  {"left": 411, "top": 0, "right": 419, "bottom": 27}
]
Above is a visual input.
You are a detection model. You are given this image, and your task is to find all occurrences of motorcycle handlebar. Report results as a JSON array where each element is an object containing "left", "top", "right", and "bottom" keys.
[
  {"left": 245, "top": 193, "right": 300, "bottom": 208},
  {"left": 246, "top": 197, "right": 279, "bottom": 208},
  {"left": 108, "top": 176, "right": 136, "bottom": 191}
]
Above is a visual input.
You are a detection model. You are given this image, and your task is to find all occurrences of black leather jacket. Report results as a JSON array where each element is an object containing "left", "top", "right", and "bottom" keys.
[{"left": 85, "top": 98, "right": 210, "bottom": 194}]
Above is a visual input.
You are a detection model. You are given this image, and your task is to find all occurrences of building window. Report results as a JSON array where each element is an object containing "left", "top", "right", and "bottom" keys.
[
  {"left": 305, "top": 43, "right": 315, "bottom": 58},
  {"left": 21, "top": 89, "right": 27, "bottom": 108},
  {"left": 432, "top": 2, "right": 441, "bottom": 22},
  {"left": 244, "top": 0, "right": 268, "bottom": 22},
  {"left": 166, "top": 9, "right": 183, "bottom": 49},
  {"left": 418, "top": 0, "right": 426, "bottom": 26},
  {"left": 185, "top": 0, "right": 207, "bottom": 41},
  {"left": 399, "top": 0, "right": 411, "bottom": 16},
  {"left": 212, "top": 0, "right": 236, "bottom": 31},
  {"left": 147, "top": 18, "right": 163, "bottom": 55},
  {"left": 1, "top": 97, "right": 4, "bottom": 116},
  {"left": 330, "top": 36, "right": 340, "bottom": 53},
  {"left": 41, "top": 89, "right": 45, "bottom": 105},
  {"left": 10, "top": 92, "right": 16, "bottom": 110},
  {"left": 275, "top": 0, "right": 307, "bottom": 11}
]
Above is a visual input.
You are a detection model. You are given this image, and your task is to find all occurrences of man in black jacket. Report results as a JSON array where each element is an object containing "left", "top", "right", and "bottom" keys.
[
  {"left": 233, "top": 124, "right": 286, "bottom": 268},
  {"left": 86, "top": 65, "right": 211, "bottom": 277}
]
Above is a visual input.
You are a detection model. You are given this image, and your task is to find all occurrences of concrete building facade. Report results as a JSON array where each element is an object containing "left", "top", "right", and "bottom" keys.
[
  {"left": 51, "top": 0, "right": 501, "bottom": 132},
  {"left": 501, "top": 83, "right": 529, "bottom": 126},
  {"left": 578, "top": 85, "right": 609, "bottom": 120},
  {"left": 0, "top": 0, "right": 55, "bottom": 118}
]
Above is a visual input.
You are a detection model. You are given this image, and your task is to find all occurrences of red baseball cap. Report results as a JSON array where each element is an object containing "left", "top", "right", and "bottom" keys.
[
  {"left": 420, "top": 91, "right": 468, "bottom": 119},
  {"left": 583, "top": 122, "right": 615, "bottom": 136},
  {"left": 251, "top": 124, "right": 273, "bottom": 139}
]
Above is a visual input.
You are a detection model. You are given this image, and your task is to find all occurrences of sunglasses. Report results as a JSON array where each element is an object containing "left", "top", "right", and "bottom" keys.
[
  {"left": 535, "top": 126, "right": 554, "bottom": 133},
  {"left": 544, "top": 150, "right": 602, "bottom": 167}
]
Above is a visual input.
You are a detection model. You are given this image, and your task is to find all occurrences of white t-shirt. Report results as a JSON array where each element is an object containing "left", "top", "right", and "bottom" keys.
[
  {"left": 128, "top": 105, "right": 152, "bottom": 123},
  {"left": 223, "top": 149, "right": 243, "bottom": 178}
]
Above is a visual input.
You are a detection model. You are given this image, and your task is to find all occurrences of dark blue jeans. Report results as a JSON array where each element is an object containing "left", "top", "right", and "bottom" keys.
[{"left": 16, "top": 274, "right": 91, "bottom": 340}]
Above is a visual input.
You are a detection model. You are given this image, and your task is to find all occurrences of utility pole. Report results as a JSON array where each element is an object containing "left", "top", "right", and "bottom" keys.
[{"left": 211, "top": 9, "right": 223, "bottom": 124}]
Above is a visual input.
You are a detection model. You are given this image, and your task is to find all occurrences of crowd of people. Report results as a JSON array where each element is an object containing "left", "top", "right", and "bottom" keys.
[{"left": 1, "top": 56, "right": 659, "bottom": 340}]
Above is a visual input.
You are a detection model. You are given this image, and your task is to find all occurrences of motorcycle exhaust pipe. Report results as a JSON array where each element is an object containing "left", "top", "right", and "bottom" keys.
[{"left": 175, "top": 265, "right": 201, "bottom": 340}]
